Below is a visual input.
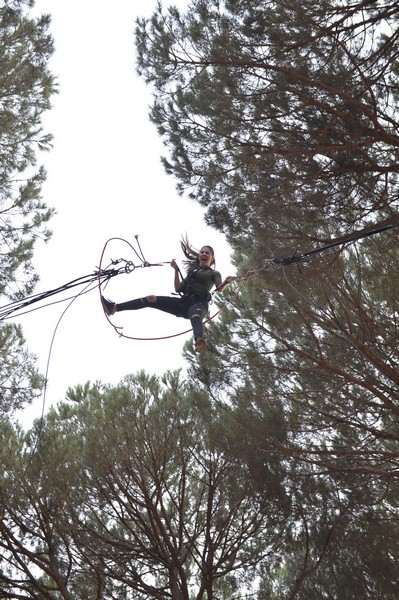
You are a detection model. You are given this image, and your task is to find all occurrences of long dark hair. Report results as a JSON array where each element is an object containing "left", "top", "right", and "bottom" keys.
[{"left": 180, "top": 236, "right": 215, "bottom": 273}]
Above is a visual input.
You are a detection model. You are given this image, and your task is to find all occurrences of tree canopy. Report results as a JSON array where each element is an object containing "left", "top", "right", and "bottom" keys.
[
  {"left": 1, "top": 373, "right": 281, "bottom": 599},
  {"left": 136, "top": 0, "right": 399, "bottom": 252},
  {"left": 0, "top": 0, "right": 55, "bottom": 423},
  {"left": 135, "top": 0, "right": 399, "bottom": 597},
  {"left": 0, "top": 0, "right": 55, "bottom": 300}
]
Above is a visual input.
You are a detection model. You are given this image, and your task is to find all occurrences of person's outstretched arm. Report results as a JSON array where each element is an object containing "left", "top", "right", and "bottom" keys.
[{"left": 216, "top": 275, "right": 235, "bottom": 292}]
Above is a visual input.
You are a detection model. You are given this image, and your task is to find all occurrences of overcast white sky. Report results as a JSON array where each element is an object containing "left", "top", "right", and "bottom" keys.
[{"left": 15, "top": 0, "right": 233, "bottom": 423}]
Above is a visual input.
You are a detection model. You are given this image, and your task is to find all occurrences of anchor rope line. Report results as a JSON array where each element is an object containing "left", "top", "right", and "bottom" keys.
[
  {"left": 261, "top": 217, "right": 399, "bottom": 271},
  {"left": 0, "top": 268, "right": 120, "bottom": 321},
  {"left": 0, "top": 235, "right": 169, "bottom": 321}
]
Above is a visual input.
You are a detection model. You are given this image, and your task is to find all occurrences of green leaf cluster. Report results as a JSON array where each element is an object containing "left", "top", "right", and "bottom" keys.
[
  {"left": 0, "top": 0, "right": 56, "bottom": 300},
  {"left": 1, "top": 373, "right": 278, "bottom": 599},
  {"left": 0, "top": 0, "right": 56, "bottom": 418},
  {"left": 136, "top": 1, "right": 399, "bottom": 597}
]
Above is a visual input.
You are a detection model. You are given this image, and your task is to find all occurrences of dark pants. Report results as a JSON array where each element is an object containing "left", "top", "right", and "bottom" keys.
[{"left": 117, "top": 296, "right": 208, "bottom": 340}]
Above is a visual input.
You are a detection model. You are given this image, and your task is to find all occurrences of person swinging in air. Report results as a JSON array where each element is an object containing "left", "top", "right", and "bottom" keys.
[{"left": 101, "top": 239, "right": 235, "bottom": 352}]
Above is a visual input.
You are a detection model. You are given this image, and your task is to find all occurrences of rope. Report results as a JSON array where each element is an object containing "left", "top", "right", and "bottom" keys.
[
  {"left": 262, "top": 217, "right": 399, "bottom": 271},
  {"left": 0, "top": 269, "right": 120, "bottom": 322},
  {"left": 2, "top": 279, "right": 96, "bottom": 506},
  {"left": 0, "top": 234, "right": 166, "bottom": 321}
]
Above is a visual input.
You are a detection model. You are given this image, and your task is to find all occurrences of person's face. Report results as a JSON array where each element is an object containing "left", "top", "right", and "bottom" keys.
[{"left": 199, "top": 246, "right": 214, "bottom": 267}]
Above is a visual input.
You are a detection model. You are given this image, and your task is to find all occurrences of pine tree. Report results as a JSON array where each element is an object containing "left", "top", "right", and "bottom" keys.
[
  {"left": 0, "top": 373, "right": 281, "bottom": 598},
  {"left": 134, "top": 1, "right": 399, "bottom": 596},
  {"left": 0, "top": 0, "right": 56, "bottom": 298},
  {"left": 0, "top": 0, "right": 56, "bottom": 416},
  {"left": 135, "top": 0, "right": 399, "bottom": 250}
]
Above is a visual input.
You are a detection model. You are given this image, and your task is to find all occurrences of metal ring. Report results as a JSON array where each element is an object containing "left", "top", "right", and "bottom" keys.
[{"left": 125, "top": 261, "right": 136, "bottom": 274}]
